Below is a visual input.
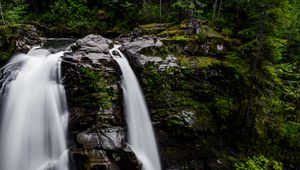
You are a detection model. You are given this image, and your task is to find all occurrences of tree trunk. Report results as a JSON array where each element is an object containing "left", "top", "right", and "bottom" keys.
[
  {"left": 212, "top": 0, "right": 222, "bottom": 20},
  {"left": 216, "top": 0, "right": 222, "bottom": 19},
  {"left": 0, "top": 1, "right": 4, "bottom": 25},
  {"left": 159, "top": 0, "right": 162, "bottom": 23},
  {"left": 212, "top": 0, "right": 218, "bottom": 20},
  {"left": 49, "top": 0, "right": 54, "bottom": 14},
  {"left": 246, "top": 11, "right": 265, "bottom": 130}
]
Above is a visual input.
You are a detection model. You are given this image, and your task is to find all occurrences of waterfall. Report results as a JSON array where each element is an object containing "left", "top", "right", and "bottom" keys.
[
  {"left": 109, "top": 46, "right": 161, "bottom": 170},
  {"left": 0, "top": 47, "right": 69, "bottom": 170}
]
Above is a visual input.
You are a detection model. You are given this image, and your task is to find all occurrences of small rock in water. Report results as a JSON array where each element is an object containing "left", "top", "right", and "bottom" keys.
[{"left": 112, "top": 50, "right": 119, "bottom": 56}]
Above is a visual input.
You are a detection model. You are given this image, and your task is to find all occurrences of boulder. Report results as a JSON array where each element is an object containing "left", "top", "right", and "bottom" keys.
[
  {"left": 14, "top": 25, "right": 42, "bottom": 53},
  {"left": 64, "top": 34, "right": 115, "bottom": 69},
  {"left": 117, "top": 36, "right": 178, "bottom": 70}
]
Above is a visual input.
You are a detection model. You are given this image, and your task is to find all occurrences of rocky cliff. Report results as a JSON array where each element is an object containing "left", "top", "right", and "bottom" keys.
[
  {"left": 61, "top": 34, "right": 249, "bottom": 169},
  {"left": 62, "top": 35, "right": 141, "bottom": 170}
]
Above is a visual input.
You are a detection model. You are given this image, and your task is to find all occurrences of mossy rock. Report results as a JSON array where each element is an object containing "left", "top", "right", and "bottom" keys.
[
  {"left": 139, "top": 45, "right": 172, "bottom": 60},
  {"left": 0, "top": 26, "right": 16, "bottom": 65},
  {"left": 158, "top": 25, "right": 186, "bottom": 37},
  {"left": 178, "top": 56, "right": 221, "bottom": 68},
  {"left": 138, "top": 23, "right": 172, "bottom": 35},
  {"left": 78, "top": 67, "right": 119, "bottom": 111},
  {"left": 141, "top": 54, "right": 249, "bottom": 137}
]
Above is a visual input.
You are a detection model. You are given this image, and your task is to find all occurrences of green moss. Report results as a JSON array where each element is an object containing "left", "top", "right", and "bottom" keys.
[
  {"left": 194, "top": 104, "right": 214, "bottom": 131},
  {"left": 167, "top": 35, "right": 195, "bottom": 41},
  {"left": 166, "top": 114, "right": 190, "bottom": 130},
  {"left": 79, "top": 67, "right": 119, "bottom": 110},
  {"left": 158, "top": 25, "right": 185, "bottom": 37},
  {"left": 221, "top": 28, "right": 233, "bottom": 37},
  {"left": 139, "top": 23, "right": 171, "bottom": 31},
  {"left": 177, "top": 55, "right": 191, "bottom": 67},
  {"left": 223, "top": 54, "right": 249, "bottom": 76},
  {"left": 178, "top": 56, "right": 221, "bottom": 68},
  {"left": 196, "top": 57, "right": 221, "bottom": 68},
  {"left": 235, "top": 155, "right": 283, "bottom": 170},
  {"left": 195, "top": 25, "right": 240, "bottom": 51},
  {"left": 199, "top": 25, "right": 223, "bottom": 39},
  {"left": 136, "top": 23, "right": 173, "bottom": 35},
  {"left": 139, "top": 46, "right": 171, "bottom": 59},
  {"left": 179, "top": 20, "right": 189, "bottom": 29},
  {"left": 214, "top": 96, "right": 233, "bottom": 121}
]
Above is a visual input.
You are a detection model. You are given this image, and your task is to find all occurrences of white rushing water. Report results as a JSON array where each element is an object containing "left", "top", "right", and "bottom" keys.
[
  {"left": 0, "top": 47, "right": 69, "bottom": 170},
  {"left": 109, "top": 46, "right": 161, "bottom": 170}
]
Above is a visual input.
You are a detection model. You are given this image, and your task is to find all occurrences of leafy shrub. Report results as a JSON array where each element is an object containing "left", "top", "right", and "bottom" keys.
[
  {"left": 172, "top": 0, "right": 203, "bottom": 19},
  {"left": 138, "top": 3, "right": 160, "bottom": 23},
  {"left": 3, "top": 0, "right": 28, "bottom": 24},
  {"left": 39, "top": 0, "right": 98, "bottom": 33}
]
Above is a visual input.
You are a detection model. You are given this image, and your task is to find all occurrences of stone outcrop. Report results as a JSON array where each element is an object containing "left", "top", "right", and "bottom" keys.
[
  {"left": 14, "top": 25, "right": 41, "bottom": 53},
  {"left": 62, "top": 34, "right": 140, "bottom": 170},
  {"left": 117, "top": 36, "right": 179, "bottom": 71}
]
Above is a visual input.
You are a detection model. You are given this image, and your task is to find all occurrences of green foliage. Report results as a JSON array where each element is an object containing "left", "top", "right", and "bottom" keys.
[
  {"left": 172, "top": 0, "right": 194, "bottom": 11},
  {"left": 0, "top": 26, "right": 15, "bottom": 65},
  {"left": 40, "top": 0, "right": 98, "bottom": 33},
  {"left": 214, "top": 96, "right": 233, "bottom": 121},
  {"left": 172, "top": 0, "right": 203, "bottom": 19},
  {"left": 2, "top": 0, "right": 28, "bottom": 24},
  {"left": 221, "top": 28, "right": 233, "bottom": 37},
  {"left": 166, "top": 112, "right": 194, "bottom": 137},
  {"left": 235, "top": 156, "right": 283, "bottom": 170},
  {"left": 138, "top": 3, "right": 160, "bottom": 23},
  {"left": 0, "top": 51, "right": 11, "bottom": 65},
  {"left": 278, "top": 121, "right": 300, "bottom": 144},
  {"left": 265, "top": 37, "right": 287, "bottom": 62}
]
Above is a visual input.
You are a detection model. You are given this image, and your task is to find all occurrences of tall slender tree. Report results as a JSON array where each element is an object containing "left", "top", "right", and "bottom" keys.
[{"left": 0, "top": 0, "right": 5, "bottom": 25}]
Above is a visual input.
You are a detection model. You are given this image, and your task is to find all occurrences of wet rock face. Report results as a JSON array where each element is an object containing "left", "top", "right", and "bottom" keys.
[
  {"left": 64, "top": 34, "right": 115, "bottom": 68},
  {"left": 61, "top": 34, "right": 140, "bottom": 170},
  {"left": 77, "top": 127, "right": 125, "bottom": 150},
  {"left": 121, "top": 36, "right": 163, "bottom": 54},
  {"left": 14, "top": 25, "right": 42, "bottom": 53}
]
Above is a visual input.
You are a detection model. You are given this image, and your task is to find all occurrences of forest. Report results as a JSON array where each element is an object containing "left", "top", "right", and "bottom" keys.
[{"left": 0, "top": 0, "right": 299, "bottom": 170}]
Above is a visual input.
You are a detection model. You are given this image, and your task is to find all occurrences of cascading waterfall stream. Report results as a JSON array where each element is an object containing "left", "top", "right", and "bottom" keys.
[
  {"left": 0, "top": 47, "right": 69, "bottom": 170},
  {"left": 109, "top": 46, "right": 161, "bottom": 170}
]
